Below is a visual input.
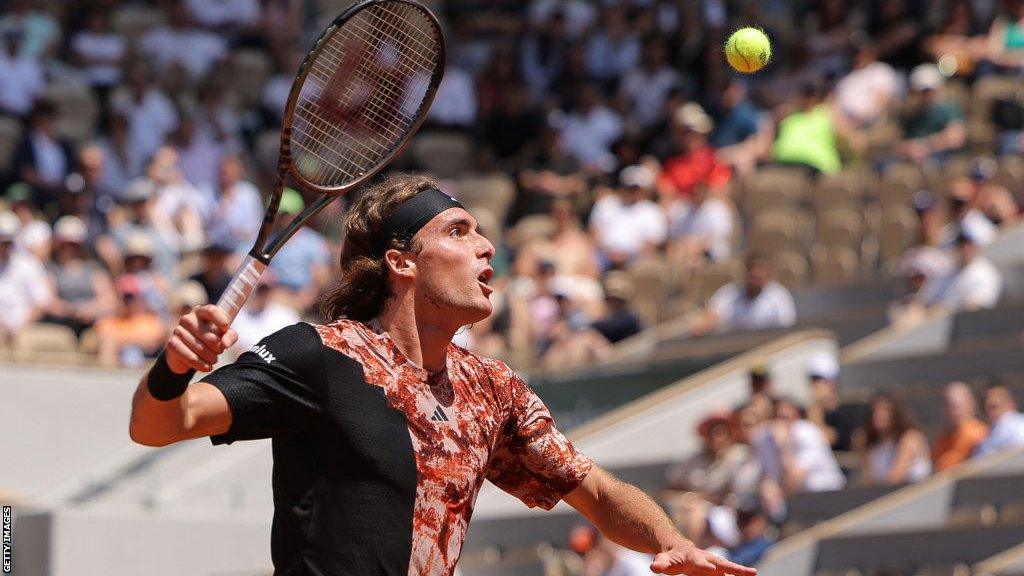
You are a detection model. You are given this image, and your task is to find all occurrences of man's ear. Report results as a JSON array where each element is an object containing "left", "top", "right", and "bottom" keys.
[{"left": 384, "top": 248, "right": 416, "bottom": 280}]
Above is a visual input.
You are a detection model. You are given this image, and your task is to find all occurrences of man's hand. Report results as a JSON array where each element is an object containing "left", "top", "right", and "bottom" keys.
[
  {"left": 166, "top": 304, "right": 237, "bottom": 374},
  {"left": 651, "top": 541, "right": 757, "bottom": 576}
]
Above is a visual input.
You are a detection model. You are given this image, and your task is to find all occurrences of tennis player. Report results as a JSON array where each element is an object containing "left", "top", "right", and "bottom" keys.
[{"left": 129, "top": 175, "right": 756, "bottom": 576}]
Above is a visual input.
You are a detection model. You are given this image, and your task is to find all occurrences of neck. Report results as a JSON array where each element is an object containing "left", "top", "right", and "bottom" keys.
[{"left": 378, "top": 289, "right": 458, "bottom": 374}]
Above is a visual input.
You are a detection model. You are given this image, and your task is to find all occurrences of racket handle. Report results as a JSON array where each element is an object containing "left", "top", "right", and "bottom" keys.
[{"left": 217, "top": 255, "right": 268, "bottom": 323}]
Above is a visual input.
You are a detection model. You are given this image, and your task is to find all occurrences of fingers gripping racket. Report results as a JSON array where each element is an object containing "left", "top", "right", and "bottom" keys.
[{"left": 218, "top": 0, "right": 446, "bottom": 321}]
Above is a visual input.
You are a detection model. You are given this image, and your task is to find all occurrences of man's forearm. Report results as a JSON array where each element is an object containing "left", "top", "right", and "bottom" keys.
[{"left": 571, "top": 469, "right": 688, "bottom": 554}]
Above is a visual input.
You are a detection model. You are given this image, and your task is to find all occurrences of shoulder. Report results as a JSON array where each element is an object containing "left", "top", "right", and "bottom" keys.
[
  {"left": 450, "top": 346, "right": 527, "bottom": 404},
  {"left": 450, "top": 345, "right": 517, "bottom": 384},
  {"left": 766, "top": 281, "right": 795, "bottom": 299},
  {"left": 712, "top": 282, "right": 741, "bottom": 300},
  {"left": 246, "top": 322, "right": 325, "bottom": 359}
]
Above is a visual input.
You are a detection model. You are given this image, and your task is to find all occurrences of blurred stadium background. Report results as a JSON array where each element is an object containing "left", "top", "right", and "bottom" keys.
[{"left": 5, "top": 0, "right": 1024, "bottom": 575}]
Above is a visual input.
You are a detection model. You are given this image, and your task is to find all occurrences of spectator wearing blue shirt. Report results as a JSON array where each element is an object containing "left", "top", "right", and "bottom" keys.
[
  {"left": 729, "top": 503, "right": 776, "bottom": 566},
  {"left": 709, "top": 80, "right": 770, "bottom": 176},
  {"left": 268, "top": 188, "right": 330, "bottom": 313},
  {"left": 974, "top": 386, "right": 1024, "bottom": 457}
]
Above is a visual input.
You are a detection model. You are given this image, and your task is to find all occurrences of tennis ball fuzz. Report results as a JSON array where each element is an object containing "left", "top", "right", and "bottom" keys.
[{"left": 725, "top": 28, "right": 771, "bottom": 73}]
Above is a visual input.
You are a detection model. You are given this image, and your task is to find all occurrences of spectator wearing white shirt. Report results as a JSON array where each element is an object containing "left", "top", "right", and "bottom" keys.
[
  {"left": 69, "top": 11, "right": 126, "bottom": 91},
  {"left": 184, "top": 0, "right": 262, "bottom": 36},
  {"left": 668, "top": 180, "right": 735, "bottom": 271},
  {"left": 618, "top": 36, "right": 683, "bottom": 130},
  {"left": 426, "top": 62, "right": 477, "bottom": 130},
  {"left": 944, "top": 176, "right": 998, "bottom": 249},
  {"left": 0, "top": 27, "right": 45, "bottom": 118},
  {"left": 147, "top": 146, "right": 210, "bottom": 253},
  {"left": 94, "top": 111, "right": 142, "bottom": 196},
  {"left": 925, "top": 230, "right": 1002, "bottom": 313},
  {"left": 229, "top": 281, "right": 301, "bottom": 358},
  {"left": 693, "top": 254, "right": 797, "bottom": 336},
  {"left": 0, "top": 210, "right": 52, "bottom": 344},
  {"left": 110, "top": 63, "right": 179, "bottom": 168},
  {"left": 209, "top": 154, "right": 263, "bottom": 249},
  {"left": 974, "top": 386, "right": 1024, "bottom": 457},
  {"left": 559, "top": 83, "right": 624, "bottom": 173},
  {"left": 588, "top": 164, "right": 667, "bottom": 269},
  {"left": 754, "top": 397, "right": 845, "bottom": 521},
  {"left": 171, "top": 116, "right": 225, "bottom": 196},
  {"left": 834, "top": 43, "right": 901, "bottom": 128},
  {"left": 139, "top": 2, "right": 228, "bottom": 81},
  {"left": 585, "top": 6, "right": 641, "bottom": 85}
]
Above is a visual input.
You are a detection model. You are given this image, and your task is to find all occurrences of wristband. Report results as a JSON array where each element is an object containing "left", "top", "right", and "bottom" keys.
[{"left": 147, "top": 351, "right": 196, "bottom": 401}]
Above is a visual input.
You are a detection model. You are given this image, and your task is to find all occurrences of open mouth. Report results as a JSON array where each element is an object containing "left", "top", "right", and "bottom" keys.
[{"left": 477, "top": 268, "right": 494, "bottom": 294}]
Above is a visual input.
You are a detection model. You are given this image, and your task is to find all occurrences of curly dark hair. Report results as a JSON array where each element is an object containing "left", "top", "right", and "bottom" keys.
[
  {"left": 862, "top": 394, "right": 918, "bottom": 448},
  {"left": 320, "top": 174, "right": 440, "bottom": 322}
]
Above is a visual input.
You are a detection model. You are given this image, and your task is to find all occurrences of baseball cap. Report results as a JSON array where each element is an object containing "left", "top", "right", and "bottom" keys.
[
  {"left": 5, "top": 182, "right": 33, "bottom": 205},
  {"left": 279, "top": 188, "right": 305, "bottom": 215},
  {"left": 909, "top": 64, "right": 944, "bottom": 92},
  {"left": 123, "top": 232, "right": 154, "bottom": 259},
  {"left": 121, "top": 178, "right": 156, "bottom": 203},
  {"left": 619, "top": 164, "right": 657, "bottom": 190},
  {"left": 53, "top": 215, "right": 88, "bottom": 244},
  {"left": 0, "top": 210, "right": 20, "bottom": 241},
  {"left": 673, "top": 102, "right": 714, "bottom": 134},
  {"left": 807, "top": 353, "right": 839, "bottom": 381},
  {"left": 174, "top": 280, "right": 208, "bottom": 310}
]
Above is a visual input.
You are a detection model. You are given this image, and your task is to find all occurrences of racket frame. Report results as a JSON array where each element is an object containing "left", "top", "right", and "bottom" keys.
[{"left": 216, "top": 0, "right": 445, "bottom": 321}]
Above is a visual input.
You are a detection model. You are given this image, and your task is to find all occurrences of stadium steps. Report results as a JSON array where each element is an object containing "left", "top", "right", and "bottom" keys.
[{"left": 757, "top": 448, "right": 1024, "bottom": 576}]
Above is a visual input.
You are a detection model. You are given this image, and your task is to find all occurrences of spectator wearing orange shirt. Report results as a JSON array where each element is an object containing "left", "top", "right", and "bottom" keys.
[
  {"left": 658, "top": 103, "right": 731, "bottom": 202},
  {"left": 95, "top": 275, "right": 167, "bottom": 367},
  {"left": 932, "top": 381, "right": 988, "bottom": 471}
]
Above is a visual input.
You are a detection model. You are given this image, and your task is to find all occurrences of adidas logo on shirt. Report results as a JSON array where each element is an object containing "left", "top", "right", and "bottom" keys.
[
  {"left": 430, "top": 405, "right": 450, "bottom": 422},
  {"left": 250, "top": 344, "right": 277, "bottom": 364}
]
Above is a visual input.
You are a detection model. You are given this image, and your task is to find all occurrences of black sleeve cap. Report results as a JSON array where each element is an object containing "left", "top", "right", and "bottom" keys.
[{"left": 204, "top": 322, "right": 325, "bottom": 445}]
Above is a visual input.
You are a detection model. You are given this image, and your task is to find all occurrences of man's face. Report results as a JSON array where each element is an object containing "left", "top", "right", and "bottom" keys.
[
  {"left": 985, "top": 390, "right": 1014, "bottom": 423},
  {"left": 406, "top": 208, "right": 495, "bottom": 326},
  {"left": 745, "top": 261, "right": 771, "bottom": 294},
  {"left": 956, "top": 240, "right": 979, "bottom": 266}
]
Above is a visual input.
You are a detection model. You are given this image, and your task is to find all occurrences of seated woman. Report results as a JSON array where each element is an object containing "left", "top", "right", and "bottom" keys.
[
  {"left": 858, "top": 394, "right": 933, "bottom": 485},
  {"left": 665, "top": 411, "right": 760, "bottom": 540},
  {"left": 42, "top": 216, "right": 116, "bottom": 337}
]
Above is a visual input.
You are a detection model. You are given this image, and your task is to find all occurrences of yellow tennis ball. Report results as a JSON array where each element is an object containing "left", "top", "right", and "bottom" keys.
[{"left": 725, "top": 27, "right": 771, "bottom": 73}]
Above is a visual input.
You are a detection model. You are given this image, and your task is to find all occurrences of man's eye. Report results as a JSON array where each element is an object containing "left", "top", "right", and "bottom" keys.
[{"left": 450, "top": 227, "right": 463, "bottom": 236}]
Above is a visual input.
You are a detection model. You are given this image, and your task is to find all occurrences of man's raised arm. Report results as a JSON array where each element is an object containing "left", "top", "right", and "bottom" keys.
[{"left": 128, "top": 304, "right": 237, "bottom": 447}]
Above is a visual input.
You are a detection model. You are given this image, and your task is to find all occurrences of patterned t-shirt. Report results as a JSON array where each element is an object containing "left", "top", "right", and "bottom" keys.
[{"left": 203, "top": 319, "right": 593, "bottom": 576}]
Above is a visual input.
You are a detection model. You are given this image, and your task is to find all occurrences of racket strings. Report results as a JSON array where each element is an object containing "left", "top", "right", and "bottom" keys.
[{"left": 291, "top": 1, "right": 440, "bottom": 188}]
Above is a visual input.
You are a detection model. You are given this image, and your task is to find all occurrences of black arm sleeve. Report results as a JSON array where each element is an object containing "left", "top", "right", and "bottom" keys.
[{"left": 203, "top": 322, "right": 325, "bottom": 445}]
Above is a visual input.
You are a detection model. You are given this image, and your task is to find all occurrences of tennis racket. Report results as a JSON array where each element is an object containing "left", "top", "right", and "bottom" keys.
[{"left": 217, "top": 0, "right": 446, "bottom": 321}]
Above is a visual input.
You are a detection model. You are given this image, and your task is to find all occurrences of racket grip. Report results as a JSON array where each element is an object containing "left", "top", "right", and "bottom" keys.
[{"left": 216, "top": 255, "right": 268, "bottom": 322}]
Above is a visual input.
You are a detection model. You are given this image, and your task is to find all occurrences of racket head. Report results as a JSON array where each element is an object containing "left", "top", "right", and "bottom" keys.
[{"left": 282, "top": 0, "right": 445, "bottom": 195}]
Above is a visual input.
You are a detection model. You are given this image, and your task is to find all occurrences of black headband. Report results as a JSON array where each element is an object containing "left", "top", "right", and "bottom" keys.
[{"left": 372, "top": 188, "right": 464, "bottom": 255}]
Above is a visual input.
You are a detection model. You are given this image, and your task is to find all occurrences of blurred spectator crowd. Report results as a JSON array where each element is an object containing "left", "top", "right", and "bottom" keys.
[
  {"left": 1, "top": 0, "right": 1023, "bottom": 370},
  {"left": 561, "top": 358, "right": 1024, "bottom": 575}
]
